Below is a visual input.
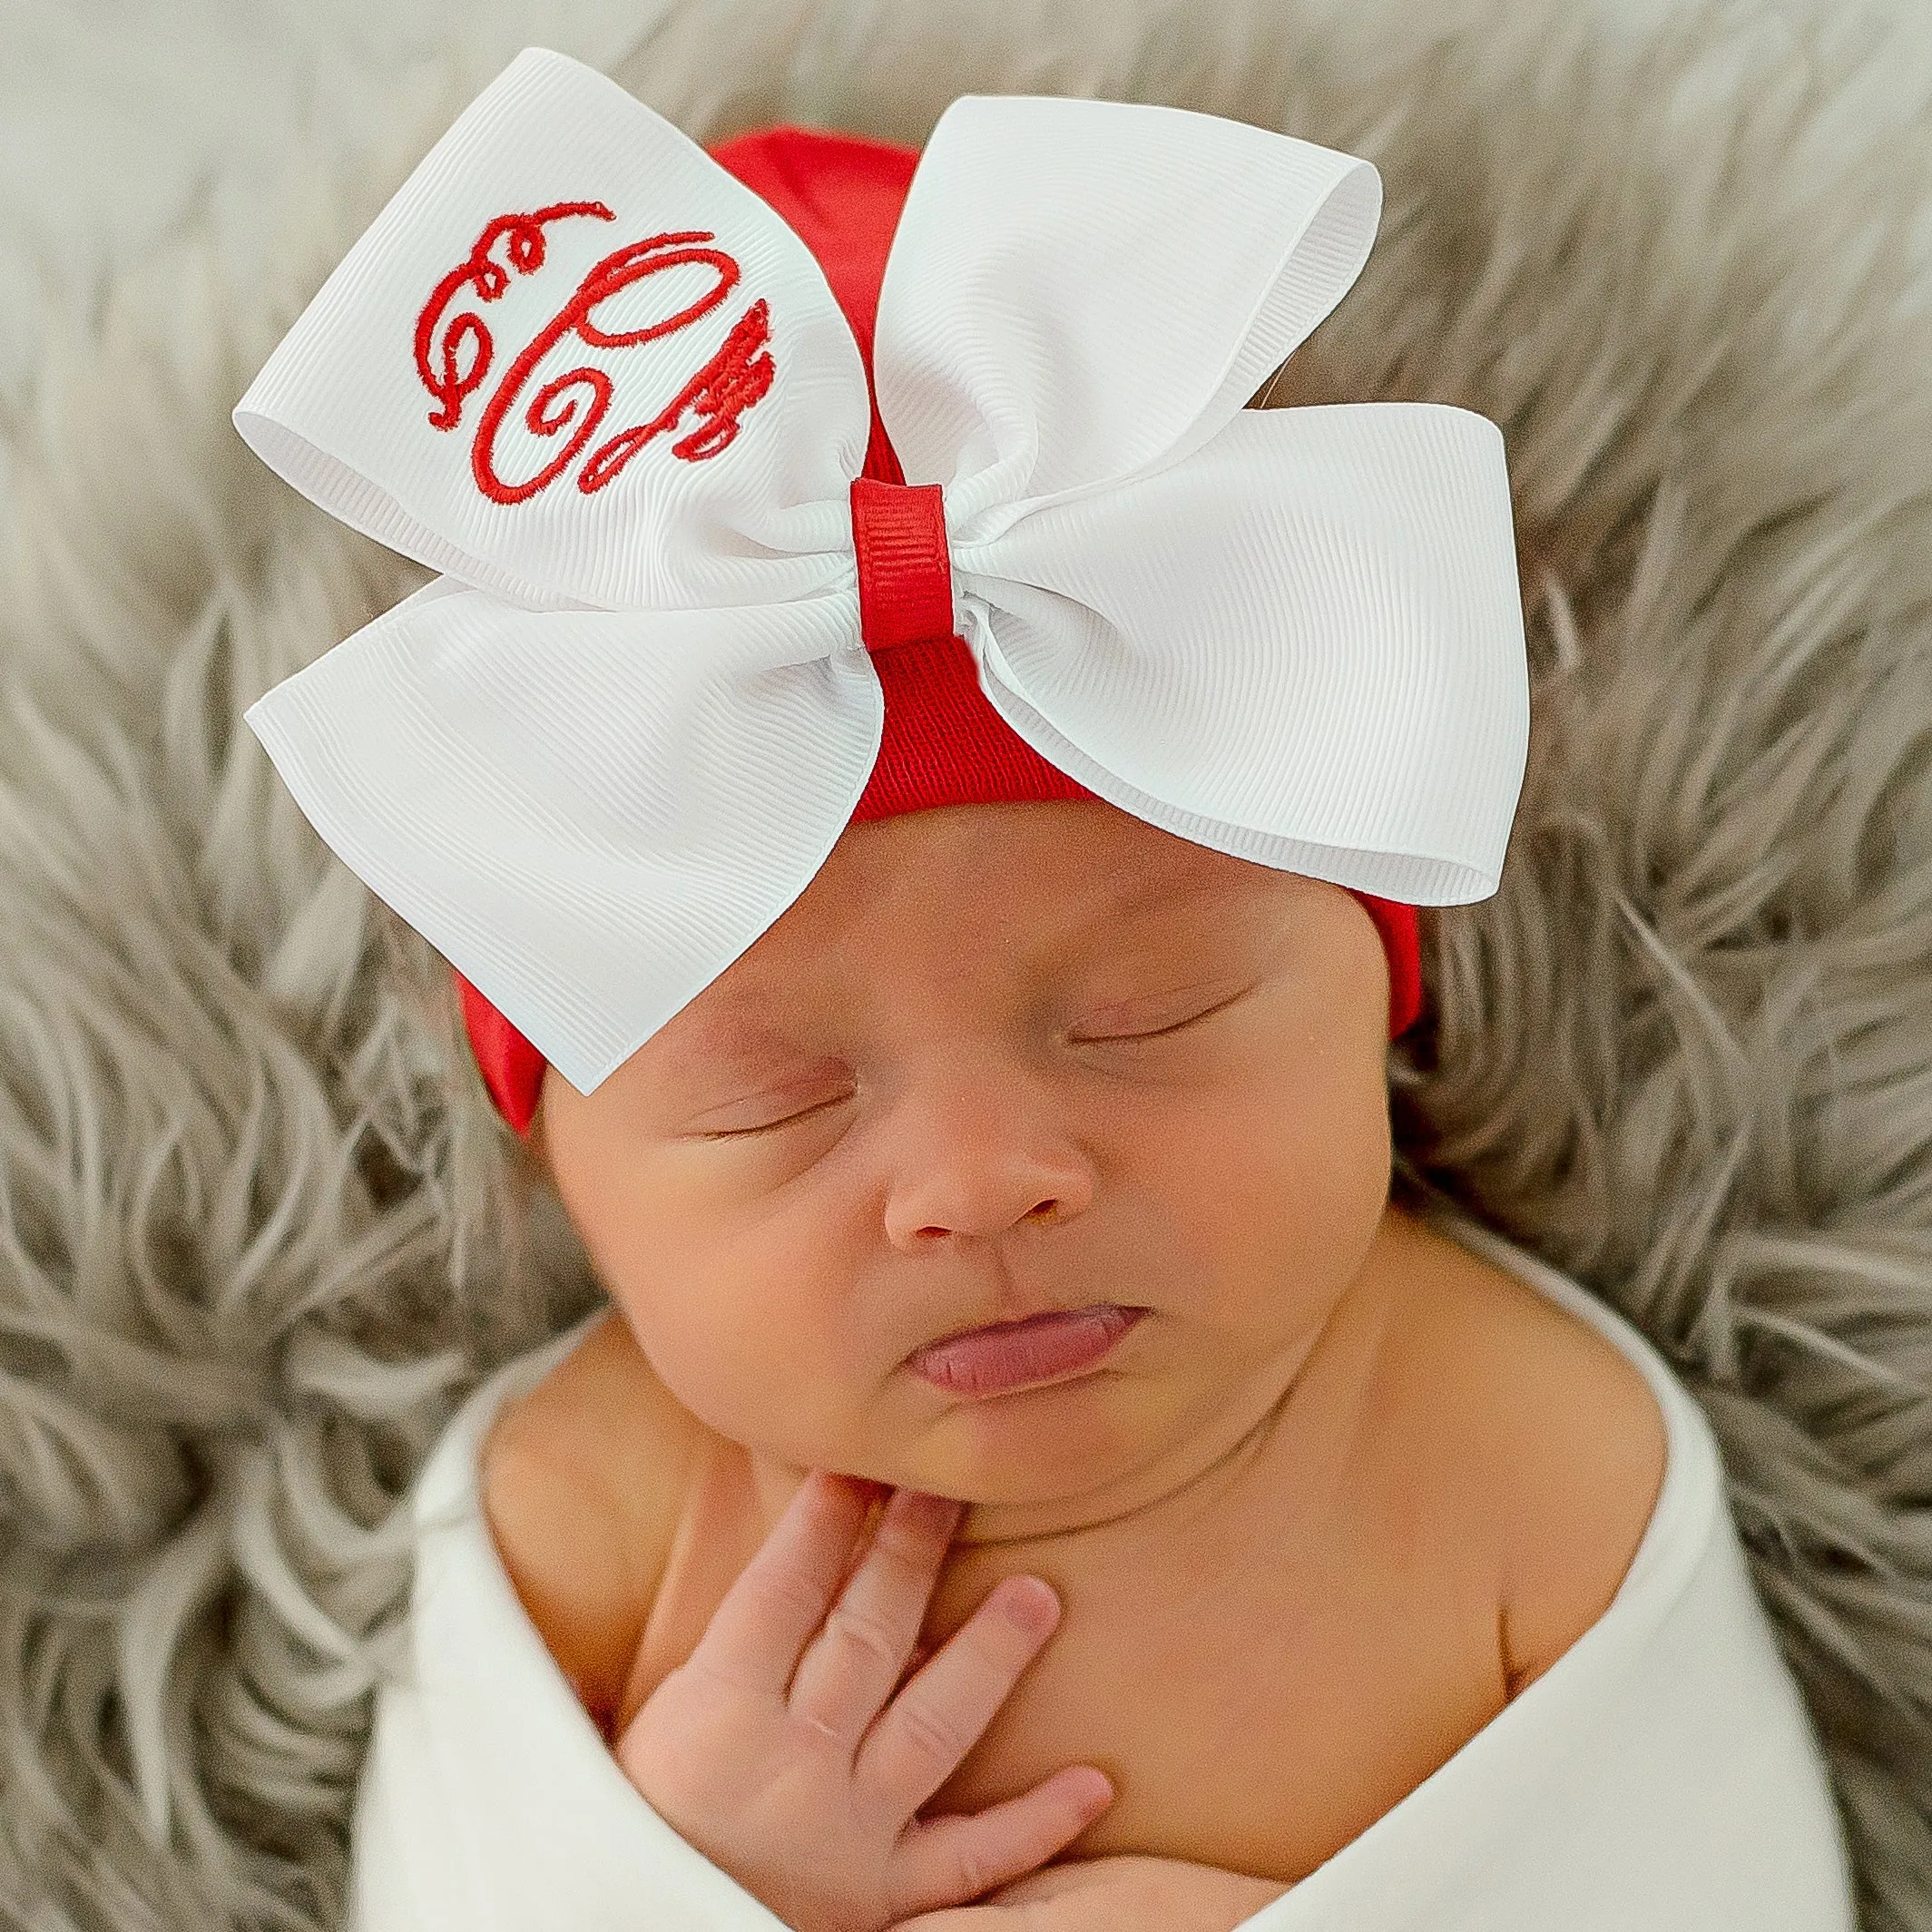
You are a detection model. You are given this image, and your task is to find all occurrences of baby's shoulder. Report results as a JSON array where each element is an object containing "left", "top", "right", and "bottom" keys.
[
  {"left": 479, "top": 1309, "right": 704, "bottom": 1731},
  {"left": 1373, "top": 1211, "right": 1670, "bottom": 1694}
]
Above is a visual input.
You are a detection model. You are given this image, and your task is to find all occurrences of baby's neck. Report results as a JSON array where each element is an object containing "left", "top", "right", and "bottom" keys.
[{"left": 740, "top": 1204, "right": 1410, "bottom": 1552}]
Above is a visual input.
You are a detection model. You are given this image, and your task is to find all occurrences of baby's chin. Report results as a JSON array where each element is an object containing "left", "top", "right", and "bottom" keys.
[{"left": 877, "top": 1351, "right": 1231, "bottom": 1531}]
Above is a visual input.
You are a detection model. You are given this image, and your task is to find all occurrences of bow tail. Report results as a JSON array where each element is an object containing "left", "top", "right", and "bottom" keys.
[
  {"left": 244, "top": 581, "right": 876, "bottom": 1093},
  {"left": 956, "top": 404, "right": 1530, "bottom": 907}
]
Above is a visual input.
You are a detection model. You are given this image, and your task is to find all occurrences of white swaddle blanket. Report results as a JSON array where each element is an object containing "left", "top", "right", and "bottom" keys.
[{"left": 343, "top": 1211, "right": 1857, "bottom": 1931}]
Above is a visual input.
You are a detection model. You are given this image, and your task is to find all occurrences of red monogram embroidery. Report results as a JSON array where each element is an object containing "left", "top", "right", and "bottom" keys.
[{"left": 414, "top": 203, "right": 777, "bottom": 502}]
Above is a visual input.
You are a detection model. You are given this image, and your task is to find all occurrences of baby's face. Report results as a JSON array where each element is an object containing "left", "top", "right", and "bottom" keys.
[{"left": 535, "top": 799, "right": 1393, "bottom": 1516}]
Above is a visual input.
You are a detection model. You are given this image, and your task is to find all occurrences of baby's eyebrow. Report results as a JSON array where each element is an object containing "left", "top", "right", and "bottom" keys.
[
  {"left": 660, "top": 1003, "right": 795, "bottom": 1076},
  {"left": 1095, "top": 868, "right": 1237, "bottom": 928},
  {"left": 1044, "top": 866, "right": 1271, "bottom": 959},
  {"left": 657, "top": 868, "right": 1252, "bottom": 1075}
]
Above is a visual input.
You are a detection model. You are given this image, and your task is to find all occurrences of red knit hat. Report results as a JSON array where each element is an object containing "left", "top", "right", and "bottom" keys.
[{"left": 455, "top": 121, "right": 1423, "bottom": 1136}]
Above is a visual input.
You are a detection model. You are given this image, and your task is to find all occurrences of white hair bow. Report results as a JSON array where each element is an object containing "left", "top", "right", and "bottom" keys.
[{"left": 235, "top": 46, "right": 1527, "bottom": 1097}]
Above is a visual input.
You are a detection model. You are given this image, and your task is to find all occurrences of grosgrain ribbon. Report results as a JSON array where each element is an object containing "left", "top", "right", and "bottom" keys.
[
  {"left": 233, "top": 47, "right": 1529, "bottom": 1097},
  {"left": 850, "top": 480, "right": 955, "bottom": 654}
]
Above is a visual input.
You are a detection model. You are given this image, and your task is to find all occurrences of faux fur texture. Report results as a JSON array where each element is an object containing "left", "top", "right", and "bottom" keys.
[{"left": 2, "top": 0, "right": 1929, "bottom": 1925}]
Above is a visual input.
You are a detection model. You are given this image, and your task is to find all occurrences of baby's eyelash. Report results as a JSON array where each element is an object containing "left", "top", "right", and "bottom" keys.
[
  {"left": 702, "top": 1093, "right": 854, "bottom": 1140},
  {"left": 705, "top": 995, "right": 1245, "bottom": 1138},
  {"left": 1073, "top": 1011, "right": 1210, "bottom": 1045},
  {"left": 1074, "top": 986, "right": 1252, "bottom": 1044}
]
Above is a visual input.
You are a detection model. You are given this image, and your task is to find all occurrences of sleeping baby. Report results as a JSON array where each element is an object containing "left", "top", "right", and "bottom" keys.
[
  {"left": 483, "top": 791, "right": 1671, "bottom": 1929},
  {"left": 229, "top": 47, "right": 1855, "bottom": 1932}
]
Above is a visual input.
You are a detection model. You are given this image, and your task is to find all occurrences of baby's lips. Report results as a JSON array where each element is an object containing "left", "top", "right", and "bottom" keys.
[{"left": 906, "top": 1304, "right": 1145, "bottom": 1398}]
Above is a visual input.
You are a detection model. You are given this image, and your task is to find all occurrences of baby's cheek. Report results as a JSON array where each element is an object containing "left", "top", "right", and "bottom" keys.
[
  {"left": 1187, "top": 1068, "right": 1392, "bottom": 1323},
  {"left": 1277, "top": 1056, "right": 1391, "bottom": 1208},
  {"left": 556, "top": 1203, "right": 801, "bottom": 1420},
  {"left": 651, "top": 1256, "right": 879, "bottom": 1455}
]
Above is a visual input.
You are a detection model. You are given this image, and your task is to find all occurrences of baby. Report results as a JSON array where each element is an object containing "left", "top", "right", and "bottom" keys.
[
  {"left": 476, "top": 793, "right": 1666, "bottom": 1930},
  {"left": 227, "top": 49, "right": 1850, "bottom": 1932}
]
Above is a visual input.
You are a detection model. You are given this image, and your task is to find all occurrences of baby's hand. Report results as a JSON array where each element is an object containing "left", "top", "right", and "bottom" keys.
[
  {"left": 613, "top": 1468, "right": 1115, "bottom": 1932},
  {"left": 895, "top": 1856, "right": 1293, "bottom": 1931}
]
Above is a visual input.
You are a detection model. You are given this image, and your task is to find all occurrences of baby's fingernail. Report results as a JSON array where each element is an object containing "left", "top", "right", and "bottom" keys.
[
  {"left": 896, "top": 1487, "right": 961, "bottom": 1529},
  {"left": 1003, "top": 1575, "right": 1060, "bottom": 1633}
]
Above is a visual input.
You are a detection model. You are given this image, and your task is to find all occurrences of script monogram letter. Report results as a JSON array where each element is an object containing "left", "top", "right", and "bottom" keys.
[{"left": 414, "top": 206, "right": 778, "bottom": 503}]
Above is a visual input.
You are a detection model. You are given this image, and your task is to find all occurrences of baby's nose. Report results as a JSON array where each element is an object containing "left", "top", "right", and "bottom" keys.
[{"left": 878, "top": 1074, "right": 1095, "bottom": 1246}]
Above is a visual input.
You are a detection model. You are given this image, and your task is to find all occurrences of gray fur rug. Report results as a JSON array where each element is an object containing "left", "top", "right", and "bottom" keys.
[{"left": 2, "top": 0, "right": 1930, "bottom": 1925}]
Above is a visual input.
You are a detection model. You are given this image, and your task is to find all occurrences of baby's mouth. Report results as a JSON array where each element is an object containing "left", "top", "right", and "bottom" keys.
[{"left": 905, "top": 1304, "right": 1146, "bottom": 1399}]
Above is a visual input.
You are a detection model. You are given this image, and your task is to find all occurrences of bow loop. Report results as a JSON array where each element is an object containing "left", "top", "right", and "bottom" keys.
[
  {"left": 247, "top": 580, "right": 880, "bottom": 1093},
  {"left": 233, "top": 48, "right": 872, "bottom": 613},
  {"left": 874, "top": 94, "right": 1380, "bottom": 536},
  {"left": 954, "top": 405, "right": 1527, "bottom": 904}
]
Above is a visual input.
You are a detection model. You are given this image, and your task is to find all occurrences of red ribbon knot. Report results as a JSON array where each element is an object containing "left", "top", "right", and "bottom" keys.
[{"left": 849, "top": 476, "right": 956, "bottom": 655}]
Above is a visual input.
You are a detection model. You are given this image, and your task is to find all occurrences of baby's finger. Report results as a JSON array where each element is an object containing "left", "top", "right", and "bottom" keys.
[
  {"left": 889, "top": 1763, "right": 1114, "bottom": 1920},
  {"left": 788, "top": 1488, "right": 963, "bottom": 1744},
  {"left": 857, "top": 1574, "right": 1063, "bottom": 1811},
  {"left": 685, "top": 1470, "right": 881, "bottom": 1697}
]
